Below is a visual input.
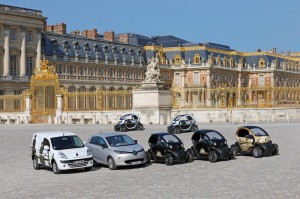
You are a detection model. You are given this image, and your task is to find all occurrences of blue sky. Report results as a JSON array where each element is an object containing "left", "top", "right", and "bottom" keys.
[{"left": 2, "top": 0, "right": 300, "bottom": 52}]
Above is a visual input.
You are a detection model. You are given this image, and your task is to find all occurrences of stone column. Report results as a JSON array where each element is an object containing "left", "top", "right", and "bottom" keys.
[
  {"left": 20, "top": 28, "right": 26, "bottom": 77},
  {"left": 206, "top": 71, "right": 212, "bottom": 106},
  {"left": 3, "top": 27, "right": 10, "bottom": 76},
  {"left": 36, "top": 31, "right": 41, "bottom": 68},
  {"left": 237, "top": 73, "right": 242, "bottom": 106},
  {"left": 270, "top": 73, "right": 275, "bottom": 105}
]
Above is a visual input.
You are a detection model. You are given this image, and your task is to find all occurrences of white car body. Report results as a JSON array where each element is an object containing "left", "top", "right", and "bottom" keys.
[{"left": 31, "top": 131, "right": 93, "bottom": 174}]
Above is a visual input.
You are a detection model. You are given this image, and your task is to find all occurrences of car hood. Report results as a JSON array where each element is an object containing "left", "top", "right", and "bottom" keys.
[
  {"left": 58, "top": 147, "right": 88, "bottom": 159},
  {"left": 111, "top": 144, "right": 144, "bottom": 152}
]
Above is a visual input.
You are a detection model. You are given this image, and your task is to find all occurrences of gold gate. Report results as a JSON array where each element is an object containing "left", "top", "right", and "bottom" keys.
[{"left": 31, "top": 60, "right": 59, "bottom": 123}]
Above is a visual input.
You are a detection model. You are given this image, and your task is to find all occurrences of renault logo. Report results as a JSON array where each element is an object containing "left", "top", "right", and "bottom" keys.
[
  {"left": 133, "top": 150, "right": 137, "bottom": 155},
  {"left": 76, "top": 153, "right": 78, "bottom": 156}
]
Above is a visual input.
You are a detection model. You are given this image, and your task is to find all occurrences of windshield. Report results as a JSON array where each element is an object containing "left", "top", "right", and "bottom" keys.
[
  {"left": 173, "top": 115, "right": 183, "bottom": 121},
  {"left": 251, "top": 127, "right": 269, "bottom": 136},
  {"left": 51, "top": 135, "right": 84, "bottom": 150},
  {"left": 206, "top": 131, "right": 224, "bottom": 141},
  {"left": 163, "top": 135, "right": 181, "bottom": 143},
  {"left": 106, "top": 135, "right": 136, "bottom": 147}
]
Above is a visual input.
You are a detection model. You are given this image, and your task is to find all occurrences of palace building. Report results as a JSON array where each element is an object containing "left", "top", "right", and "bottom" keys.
[{"left": 1, "top": 4, "right": 300, "bottom": 124}]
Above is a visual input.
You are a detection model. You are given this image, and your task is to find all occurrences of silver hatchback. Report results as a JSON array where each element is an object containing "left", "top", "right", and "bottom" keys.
[{"left": 86, "top": 132, "right": 148, "bottom": 170}]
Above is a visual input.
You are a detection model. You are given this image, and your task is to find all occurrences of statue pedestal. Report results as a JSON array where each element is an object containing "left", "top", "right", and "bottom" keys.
[{"left": 132, "top": 83, "right": 172, "bottom": 125}]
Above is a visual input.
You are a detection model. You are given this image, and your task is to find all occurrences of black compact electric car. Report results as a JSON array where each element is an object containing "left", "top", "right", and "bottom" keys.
[
  {"left": 147, "top": 132, "right": 194, "bottom": 165},
  {"left": 231, "top": 126, "right": 279, "bottom": 158},
  {"left": 114, "top": 114, "right": 144, "bottom": 132},
  {"left": 190, "top": 130, "right": 235, "bottom": 163},
  {"left": 167, "top": 114, "right": 198, "bottom": 134}
]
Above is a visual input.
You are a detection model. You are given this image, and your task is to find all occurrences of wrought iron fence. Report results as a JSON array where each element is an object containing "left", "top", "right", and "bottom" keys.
[{"left": 0, "top": 94, "right": 25, "bottom": 112}]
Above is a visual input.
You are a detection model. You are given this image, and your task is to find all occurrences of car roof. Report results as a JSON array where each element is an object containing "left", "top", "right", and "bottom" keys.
[
  {"left": 91, "top": 132, "right": 127, "bottom": 137},
  {"left": 194, "top": 129, "right": 220, "bottom": 134},
  {"left": 34, "top": 131, "right": 76, "bottom": 139},
  {"left": 151, "top": 132, "right": 171, "bottom": 136},
  {"left": 241, "top": 126, "right": 262, "bottom": 129}
]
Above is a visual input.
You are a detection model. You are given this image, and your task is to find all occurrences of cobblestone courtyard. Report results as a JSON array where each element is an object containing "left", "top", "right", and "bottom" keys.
[{"left": 0, "top": 122, "right": 299, "bottom": 199}]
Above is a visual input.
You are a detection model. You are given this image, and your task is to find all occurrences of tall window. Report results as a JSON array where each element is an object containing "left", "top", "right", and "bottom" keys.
[
  {"left": 10, "top": 28, "right": 17, "bottom": 41},
  {"left": 194, "top": 72, "right": 200, "bottom": 84},
  {"left": 26, "top": 57, "right": 33, "bottom": 77},
  {"left": 10, "top": 55, "right": 17, "bottom": 76},
  {"left": 80, "top": 67, "right": 84, "bottom": 75},
  {"left": 259, "top": 74, "right": 264, "bottom": 86},
  {"left": 56, "top": 65, "right": 62, "bottom": 74},
  {"left": 27, "top": 30, "right": 33, "bottom": 42},
  {"left": 175, "top": 73, "right": 180, "bottom": 85},
  {"left": 69, "top": 66, "right": 74, "bottom": 75},
  {"left": 110, "top": 68, "right": 113, "bottom": 77}
]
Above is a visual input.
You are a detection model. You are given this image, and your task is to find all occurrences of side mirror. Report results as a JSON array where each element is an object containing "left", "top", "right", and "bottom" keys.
[
  {"left": 100, "top": 143, "right": 108, "bottom": 148},
  {"left": 44, "top": 145, "right": 50, "bottom": 151},
  {"left": 134, "top": 140, "right": 138, "bottom": 144}
]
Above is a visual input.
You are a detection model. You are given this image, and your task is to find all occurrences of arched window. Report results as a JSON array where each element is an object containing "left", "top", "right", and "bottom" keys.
[
  {"left": 259, "top": 58, "right": 265, "bottom": 67},
  {"left": 193, "top": 54, "right": 200, "bottom": 64}
]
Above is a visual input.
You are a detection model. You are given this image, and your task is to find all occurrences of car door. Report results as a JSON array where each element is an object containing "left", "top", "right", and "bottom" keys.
[
  {"left": 96, "top": 137, "right": 110, "bottom": 164},
  {"left": 87, "top": 136, "right": 101, "bottom": 162},
  {"left": 41, "top": 138, "right": 51, "bottom": 167}
]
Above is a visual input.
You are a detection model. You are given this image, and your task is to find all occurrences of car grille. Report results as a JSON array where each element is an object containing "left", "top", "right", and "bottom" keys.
[
  {"left": 124, "top": 158, "right": 144, "bottom": 164},
  {"left": 68, "top": 161, "right": 89, "bottom": 168},
  {"left": 60, "top": 157, "right": 92, "bottom": 168}
]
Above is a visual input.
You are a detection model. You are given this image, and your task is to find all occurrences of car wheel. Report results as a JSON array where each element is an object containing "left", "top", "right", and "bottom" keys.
[
  {"left": 164, "top": 153, "right": 173, "bottom": 166},
  {"left": 146, "top": 151, "right": 152, "bottom": 164},
  {"left": 33, "top": 157, "right": 40, "bottom": 170},
  {"left": 229, "top": 150, "right": 236, "bottom": 160},
  {"left": 231, "top": 144, "right": 239, "bottom": 156},
  {"left": 114, "top": 126, "right": 118, "bottom": 131},
  {"left": 190, "top": 125, "right": 198, "bottom": 132},
  {"left": 120, "top": 125, "right": 127, "bottom": 132},
  {"left": 137, "top": 123, "right": 143, "bottom": 130},
  {"left": 84, "top": 167, "right": 92, "bottom": 171},
  {"left": 252, "top": 146, "right": 262, "bottom": 158},
  {"left": 108, "top": 157, "right": 117, "bottom": 170},
  {"left": 185, "top": 149, "right": 194, "bottom": 163},
  {"left": 272, "top": 144, "right": 279, "bottom": 155},
  {"left": 173, "top": 127, "right": 181, "bottom": 134},
  {"left": 52, "top": 161, "right": 60, "bottom": 174},
  {"left": 208, "top": 150, "right": 218, "bottom": 163}
]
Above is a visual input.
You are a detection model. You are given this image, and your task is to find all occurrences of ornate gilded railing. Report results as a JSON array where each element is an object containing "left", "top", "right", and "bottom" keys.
[
  {"left": 63, "top": 89, "right": 132, "bottom": 111},
  {"left": 172, "top": 86, "right": 300, "bottom": 109},
  {"left": 0, "top": 94, "right": 25, "bottom": 112}
]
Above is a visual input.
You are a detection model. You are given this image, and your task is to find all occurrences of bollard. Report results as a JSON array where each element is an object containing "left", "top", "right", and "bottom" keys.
[
  {"left": 104, "top": 115, "right": 109, "bottom": 124},
  {"left": 145, "top": 114, "right": 150, "bottom": 125},
  {"left": 256, "top": 112, "right": 260, "bottom": 122},
  {"left": 57, "top": 116, "right": 62, "bottom": 124},
  {"left": 239, "top": 112, "right": 244, "bottom": 123},
  {"left": 271, "top": 111, "right": 276, "bottom": 122},
  {"left": 7, "top": 116, "right": 11, "bottom": 124},
  {"left": 286, "top": 112, "right": 290, "bottom": 123},
  {"left": 16, "top": 116, "right": 20, "bottom": 124},
  {"left": 48, "top": 115, "right": 52, "bottom": 124},
  {"left": 206, "top": 113, "right": 211, "bottom": 123},
  {"left": 68, "top": 115, "right": 73, "bottom": 124},
  {"left": 80, "top": 115, "right": 84, "bottom": 124},
  {"left": 92, "top": 115, "right": 96, "bottom": 124},
  {"left": 167, "top": 113, "right": 171, "bottom": 124},
  {"left": 160, "top": 114, "right": 165, "bottom": 125}
]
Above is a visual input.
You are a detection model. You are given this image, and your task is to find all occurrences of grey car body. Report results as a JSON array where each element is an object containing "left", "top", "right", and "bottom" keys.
[{"left": 86, "top": 132, "right": 147, "bottom": 169}]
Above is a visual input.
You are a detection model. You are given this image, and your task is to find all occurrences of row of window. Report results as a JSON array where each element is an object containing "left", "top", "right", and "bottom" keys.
[
  {"left": 9, "top": 55, "right": 33, "bottom": 76},
  {"left": 10, "top": 29, "right": 34, "bottom": 42}
]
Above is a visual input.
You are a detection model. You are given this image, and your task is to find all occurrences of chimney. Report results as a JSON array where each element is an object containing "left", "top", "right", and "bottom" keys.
[
  {"left": 70, "top": 30, "right": 81, "bottom": 36},
  {"left": 82, "top": 29, "right": 98, "bottom": 39},
  {"left": 103, "top": 31, "right": 114, "bottom": 42},
  {"left": 119, "top": 33, "right": 129, "bottom": 44},
  {"left": 42, "top": 20, "right": 47, "bottom": 32},
  {"left": 47, "top": 22, "right": 66, "bottom": 35},
  {"left": 272, "top": 48, "right": 277, "bottom": 54}
]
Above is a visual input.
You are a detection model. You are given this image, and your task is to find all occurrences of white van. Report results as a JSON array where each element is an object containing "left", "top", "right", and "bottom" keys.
[{"left": 31, "top": 131, "right": 93, "bottom": 174}]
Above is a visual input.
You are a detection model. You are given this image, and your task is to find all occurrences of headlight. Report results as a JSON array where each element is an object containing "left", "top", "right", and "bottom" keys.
[
  {"left": 87, "top": 148, "right": 92, "bottom": 156},
  {"left": 169, "top": 145, "right": 173, "bottom": 149},
  {"left": 114, "top": 150, "right": 128, "bottom": 154},
  {"left": 224, "top": 141, "right": 227, "bottom": 145},
  {"left": 213, "top": 142, "right": 216, "bottom": 146},
  {"left": 58, "top": 152, "right": 67, "bottom": 159}
]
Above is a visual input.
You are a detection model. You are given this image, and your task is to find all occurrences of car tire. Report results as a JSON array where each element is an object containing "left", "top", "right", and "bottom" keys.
[
  {"left": 173, "top": 127, "right": 181, "bottom": 134},
  {"left": 208, "top": 150, "right": 218, "bottom": 163},
  {"left": 52, "top": 161, "right": 60, "bottom": 174},
  {"left": 253, "top": 146, "right": 262, "bottom": 158},
  {"left": 146, "top": 151, "right": 152, "bottom": 164},
  {"left": 164, "top": 153, "right": 173, "bottom": 166},
  {"left": 190, "top": 124, "right": 198, "bottom": 132},
  {"left": 231, "top": 144, "right": 239, "bottom": 156},
  {"left": 33, "top": 157, "right": 40, "bottom": 170},
  {"left": 229, "top": 150, "right": 236, "bottom": 160},
  {"left": 114, "top": 126, "right": 118, "bottom": 131},
  {"left": 137, "top": 123, "right": 143, "bottom": 131},
  {"left": 120, "top": 125, "right": 127, "bottom": 132},
  {"left": 108, "top": 157, "right": 117, "bottom": 170},
  {"left": 84, "top": 167, "right": 92, "bottom": 171},
  {"left": 185, "top": 149, "right": 194, "bottom": 163},
  {"left": 272, "top": 144, "right": 279, "bottom": 155}
]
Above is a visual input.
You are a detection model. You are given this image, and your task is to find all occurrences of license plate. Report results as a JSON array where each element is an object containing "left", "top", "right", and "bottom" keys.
[
  {"left": 131, "top": 161, "right": 141, "bottom": 165},
  {"left": 74, "top": 160, "right": 84, "bottom": 164}
]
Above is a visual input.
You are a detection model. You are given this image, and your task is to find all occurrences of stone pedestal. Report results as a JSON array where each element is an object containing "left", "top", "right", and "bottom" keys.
[{"left": 132, "top": 83, "right": 172, "bottom": 124}]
